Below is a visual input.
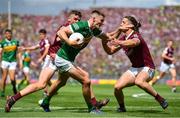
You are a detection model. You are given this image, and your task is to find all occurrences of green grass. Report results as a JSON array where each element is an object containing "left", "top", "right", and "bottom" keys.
[{"left": 0, "top": 84, "right": 180, "bottom": 117}]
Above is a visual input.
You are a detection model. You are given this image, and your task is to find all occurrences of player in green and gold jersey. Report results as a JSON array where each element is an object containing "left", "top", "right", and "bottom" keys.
[
  {"left": 0, "top": 29, "right": 22, "bottom": 97},
  {"left": 17, "top": 49, "right": 37, "bottom": 90}
]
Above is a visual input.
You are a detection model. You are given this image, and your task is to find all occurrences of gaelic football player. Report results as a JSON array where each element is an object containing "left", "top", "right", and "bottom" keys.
[
  {"left": 102, "top": 16, "right": 168, "bottom": 112},
  {"left": 149, "top": 40, "right": 177, "bottom": 92},
  {"left": 0, "top": 29, "right": 21, "bottom": 97}
]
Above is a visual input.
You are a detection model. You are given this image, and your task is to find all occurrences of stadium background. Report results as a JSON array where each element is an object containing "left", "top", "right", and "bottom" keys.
[
  {"left": 0, "top": 0, "right": 179, "bottom": 84},
  {"left": 0, "top": 0, "right": 180, "bottom": 117}
]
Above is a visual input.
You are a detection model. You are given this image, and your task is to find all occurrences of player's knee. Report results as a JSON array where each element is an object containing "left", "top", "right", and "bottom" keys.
[
  {"left": 82, "top": 79, "right": 91, "bottom": 86},
  {"left": 114, "top": 84, "right": 123, "bottom": 91},
  {"left": 84, "top": 72, "right": 89, "bottom": 79}
]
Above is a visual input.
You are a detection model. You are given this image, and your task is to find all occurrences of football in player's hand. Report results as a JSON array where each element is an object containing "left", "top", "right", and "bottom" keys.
[{"left": 69, "top": 32, "right": 84, "bottom": 45}]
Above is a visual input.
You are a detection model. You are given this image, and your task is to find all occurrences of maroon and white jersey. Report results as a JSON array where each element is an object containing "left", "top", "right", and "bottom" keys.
[
  {"left": 38, "top": 38, "right": 50, "bottom": 56},
  {"left": 119, "top": 32, "right": 155, "bottom": 69},
  {"left": 48, "top": 23, "right": 69, "bottom": 56},
  {"left": 163, "top": 47, "right": 174, "bottom": 64}
]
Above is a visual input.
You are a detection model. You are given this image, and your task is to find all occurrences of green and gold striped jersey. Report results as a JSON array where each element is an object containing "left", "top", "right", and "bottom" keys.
[{"left": 0, "top": 38, "right": 19, "bottom": 62}]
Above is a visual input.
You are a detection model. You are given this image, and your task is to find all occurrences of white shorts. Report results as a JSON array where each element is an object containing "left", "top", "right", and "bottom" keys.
[
  {"left": 23, "top": 67, "right": 30, "bottom": 73},
  {"left": 55, "top": 55, "right": 74, "bottom": 73},
  {"left": 159, "top": 61, "right": 175, "bottom": 72},
  {"left": 41, "top": 55, "right": 57, "bottom": 70},
  {"left": 127, "top": 66, "right": 155, "bottom": 79},
  {"left": 1, "top": 60, "right": 17, "bottom": 70}
]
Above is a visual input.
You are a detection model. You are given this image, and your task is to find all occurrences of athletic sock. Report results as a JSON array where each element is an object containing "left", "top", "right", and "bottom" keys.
[
  {"left": 11, "top": 80, "right": 17, "bottom": 94},
  {"left": 155, "top": 93, "right": 164, "bottom": 103},
  {"left": 91, "top": 97, "right": 97, "bottom": 106},
  {"left": 12, "top": 92, "right": 22, "bottom": 101},
  {"left": 87, "top": 103, "right": 94, "bottom": 112},
  {"left": 43, "top": 96, "right": 51, "bottom": 104},
  {"left": 119, "top": 103, "right": 125, "bottom": 109}
]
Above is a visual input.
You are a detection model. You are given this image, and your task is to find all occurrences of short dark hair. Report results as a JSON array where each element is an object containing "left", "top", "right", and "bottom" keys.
[
  {"left": 91, "top": 10, "right": 105, "bottom": 18},
  {"left": 5, "top": 29, "right": 12, "bottom": 33},
  {"left": 91, "top": 10, "right": 101, "bottom": 15},
  {"left": 39, "top": 29, "right": 47, "bottom": 34},
  {"left": 69, "top": 10, "right": 82, "bottom": 18}
]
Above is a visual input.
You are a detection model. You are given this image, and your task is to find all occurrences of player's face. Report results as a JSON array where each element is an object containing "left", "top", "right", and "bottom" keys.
[
  {"left": 119, "top": 18, "right": 133, "bottom": 32},
  {"left": 39, "top": 33, "right": 46, "bottom": 40},
  {"left": 93, "top": 15, "right": 104, "bottom": 28},
  {"left": 5, "top": 31, "right": 12, "bottom": 40},
  {"left": 167, "top": 41, "right": 173, "bottom": 47},
  {"left": 68, "top": 14, "right": 81, "bottom": 24}
]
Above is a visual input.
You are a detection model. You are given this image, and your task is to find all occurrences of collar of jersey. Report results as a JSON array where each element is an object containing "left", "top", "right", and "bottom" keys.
[{"left": 5, "top": 38, "right": 11, "bottom": 42}]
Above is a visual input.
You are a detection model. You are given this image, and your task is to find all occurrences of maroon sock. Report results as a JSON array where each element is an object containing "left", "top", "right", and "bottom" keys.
[
  {"left": 12, "top": 92, "right": 22, "bottom": 101},
  {"left": 91, "top": 97, "right": 97, "bottom": 106},
  {"left": 155, "top": 94, "right": 164, "bottom": 103}
]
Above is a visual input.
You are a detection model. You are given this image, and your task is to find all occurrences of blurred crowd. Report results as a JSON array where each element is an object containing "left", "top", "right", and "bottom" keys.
[{"left": 0, "top": 6, "right": 179, "bottom": 79}]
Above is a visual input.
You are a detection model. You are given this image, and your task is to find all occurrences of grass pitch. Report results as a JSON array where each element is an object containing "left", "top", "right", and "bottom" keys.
[{"left": 0, "top": 84, "right": 180, "bottom": 117}]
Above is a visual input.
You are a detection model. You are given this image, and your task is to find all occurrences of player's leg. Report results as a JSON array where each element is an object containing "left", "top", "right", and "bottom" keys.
[
  {"left": 47, "top": 72, "right": 69, "bottom": 98},
  {"left": 0, "top": 68, "right": 8, "bottom": 97},
  {"left": 23, "top": 68, "right": 30, "bottom": 85},
  {"left": 55, "top": 56, "right": 99, "bottom": 113},
  {"left": 39, "top": 72, "right": 69, "bottom": 112},
  {"left": 114, "top": 70, "right": 135, "bottom": 112},
  {"left": 134, "top": 68, "right": 168, "bottom": 109},
  {"left": 8, "top": 62, "right": 18, "bottom": 94},
  {"left": 17, "top": 68, "right": 30, "bottom": 90},
  {"left": 149, "top": 71, "right": 166, "bottom": 85},
  {"left": 5, "top": 67, "right": 55, "bottom": 112},
  {"left": 41, "top": 55, "right": 53, "bottom": 95},
  {"left": 149, "top": 62, "right": 168, "bottom": 86},
  {"left": 169, "top": 67, "right": 177, "bottom": 92},
  {"left": 43, "top": 80, "right": 52, "bottom": 96},
  {"left": 76, "top": 66, "right": 109, "bottom": 109},
  {"left": 8, "top": 70, "right": 17, "bottom": 94},
  {"left": 68, "top": 66, "right": 98, "bottom": 112}
]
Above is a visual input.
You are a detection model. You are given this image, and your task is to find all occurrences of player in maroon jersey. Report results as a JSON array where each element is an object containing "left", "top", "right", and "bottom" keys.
[
  {"left": 149, "top": 40, "right": 177, "bottom": 92},
  {"left": 21, "top": 29, "right": 52, "bottom": 94},
  {"left": 102, "top": 16, "right": 168, "bottom": 112},
  {"left": 5, "top": 10, "right": 109, "bottom": 113}
]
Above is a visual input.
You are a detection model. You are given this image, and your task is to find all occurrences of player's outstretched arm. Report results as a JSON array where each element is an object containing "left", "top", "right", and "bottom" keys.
[{"left": 24, "top": 45, "right": 40, "bottom": 51}]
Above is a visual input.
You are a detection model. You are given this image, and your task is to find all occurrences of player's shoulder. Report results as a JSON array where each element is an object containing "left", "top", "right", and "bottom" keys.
[
  {"left": 132, "top": 32, "right": 141, "bottom": 38},
  {"left": 0, "top": 39, "right": 9, "bottom": 45},
  {"left": 70, "top": 20, "right": 88, "bottom": 31}
]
